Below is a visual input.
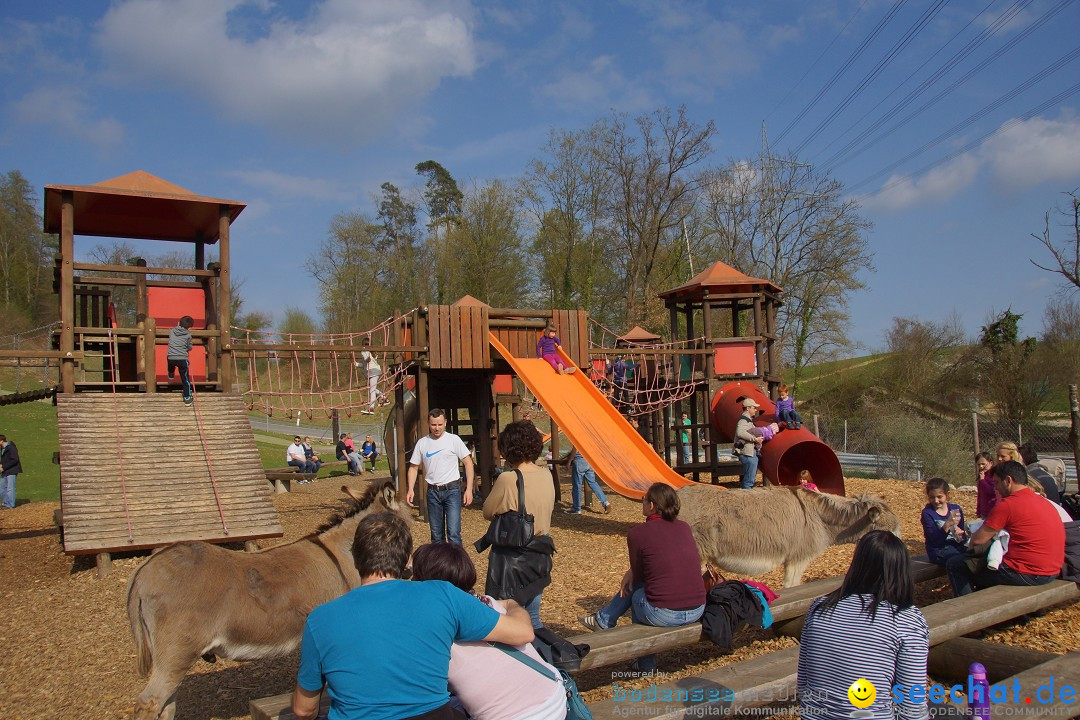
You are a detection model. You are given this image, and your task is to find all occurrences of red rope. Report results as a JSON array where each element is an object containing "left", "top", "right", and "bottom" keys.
[
  {"left": 189, "top": 386, "right": 229, "bottom": 535},
  {"left": 107, "top": 328, "right": 135, "bottom": 544}
]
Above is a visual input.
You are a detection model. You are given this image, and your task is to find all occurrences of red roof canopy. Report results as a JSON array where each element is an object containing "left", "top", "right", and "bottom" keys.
[
  {"left": 43, "top": 170, "right": 246, "bottom": 243},
  {"left": 659, "top": 260, "right": 781, "bottom": 300},
  {"left": 450, "top": 295, "right": 491, "bottom": 308},
  {"left": 618, "top": 325, "right": 663, "bottom": 343}
]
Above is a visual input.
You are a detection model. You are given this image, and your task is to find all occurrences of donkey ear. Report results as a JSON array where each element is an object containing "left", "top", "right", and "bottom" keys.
[
  {"left": 382, "top": 482, "right": 396, "bottom": 505},
  {"left": 342, "top": 484, "right": 363, "bottom": 502},
  {"left": 868, "top": 506, "right": 881, "bottom": 522}
]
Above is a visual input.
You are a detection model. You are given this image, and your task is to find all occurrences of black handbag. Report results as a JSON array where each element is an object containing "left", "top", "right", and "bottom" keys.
[{"left": 482, "top": 470, "right": 534, "bottom": 549}]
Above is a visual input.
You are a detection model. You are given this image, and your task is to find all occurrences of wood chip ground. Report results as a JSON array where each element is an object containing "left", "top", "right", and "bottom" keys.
[{"left": 0, "top": 475, "right": 1075, "bottom": 719}]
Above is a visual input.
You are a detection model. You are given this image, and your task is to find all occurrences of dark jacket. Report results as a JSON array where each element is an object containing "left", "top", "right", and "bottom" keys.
[
  {"left": 1, "top": 441, "right": 21, "bottom": 475},
  {"left": 477, "top": 534, "right": 555, "bottom": 605},
  {"left": 700, "top": 580, "right": 765, "bottom": 651},
  {"left": 1062, "top": 520, "right": 1080, "bottom": 584}
]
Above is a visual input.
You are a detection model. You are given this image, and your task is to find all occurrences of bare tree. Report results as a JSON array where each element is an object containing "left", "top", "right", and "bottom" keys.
[
  {"left": 698, "top": 155, "right": 872, "bottom": 385},
  {"left": 1031, "top": 190, "right": 1080, "bottom": 293}
]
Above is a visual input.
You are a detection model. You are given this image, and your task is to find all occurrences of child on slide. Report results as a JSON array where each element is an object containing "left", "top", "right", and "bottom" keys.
[{"left": 536, "top": 325, "right": 576, "bottom": 375}]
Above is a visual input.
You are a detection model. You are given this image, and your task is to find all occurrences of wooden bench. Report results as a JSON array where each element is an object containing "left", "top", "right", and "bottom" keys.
[
  {"left": 585, "top": 580, "right": 1079, "bottom": 719},
  {"left": 265, "top": 461, "right": 351, "bottom": 493}
]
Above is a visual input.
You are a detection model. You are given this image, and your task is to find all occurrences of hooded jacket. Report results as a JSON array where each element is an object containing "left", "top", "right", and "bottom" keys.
[
  {"left": 167, "top": 324, "right": 192, "bottom": 360},
  {"left": 1, "top": 440, "right": 22, "bottom": 475}
]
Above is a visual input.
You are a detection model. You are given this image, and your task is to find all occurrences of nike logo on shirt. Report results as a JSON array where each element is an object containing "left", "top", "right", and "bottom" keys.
[{"left": 425, "top": 450, "right": 444, "bottom": 458}]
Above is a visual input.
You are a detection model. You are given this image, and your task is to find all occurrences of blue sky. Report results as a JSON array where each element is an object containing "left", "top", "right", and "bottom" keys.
[{"left": 2, "top": 0, "right": 1078, "bottom": 353}]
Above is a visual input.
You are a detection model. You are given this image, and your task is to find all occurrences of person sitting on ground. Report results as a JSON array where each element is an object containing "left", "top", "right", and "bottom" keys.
[
  {"left": 536, "top": 326, "right": 576, "bottom": 375},
  {"left": 286, "top": 436, "right": 317, "bottom": 476},
  {"left": 1018, "top": 443, "right": 1061, "bottom": 504},
  {"left": 579, "top": 482, "right": 705, "bottom": 672},
  {"left": 336, "top": 432, "right": 364, "bottom": 476},
  {"left": 920, "top": 478, "right": 967, "bottom": 567},
  {"left": 411, "top": 543, "right": 567, "bottom": 720},
  {"left": 361, "top": 435, "right": 379, "bottom": 472},
  {"left": 798, "top": 530, "right": 929, "bottom": 720},
  {"left": 301, "top": 436, "right": 322, "bottom": 473},
  {"left": 291, "top": 512, "right": 535, "bottom": 720},
  {"left": 775, "top": 384, "right": 803, "bottom": 430},
  {"left": 975, "top": 451, "right": 995, "bottom": 519},
  {"left": 483, "top": 420, "right": 556, "bottom": 629},
  {"left": 945, "top": 460, "right": 1065, "bottom": 597}
]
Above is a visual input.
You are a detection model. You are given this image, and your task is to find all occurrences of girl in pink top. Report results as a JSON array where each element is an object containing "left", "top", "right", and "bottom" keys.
[
  {"left": 975, "top": 452, "right": 996, "bottom": 518},
  {"left": 412, "top": 543, "right": 566, "bottom": 720}
]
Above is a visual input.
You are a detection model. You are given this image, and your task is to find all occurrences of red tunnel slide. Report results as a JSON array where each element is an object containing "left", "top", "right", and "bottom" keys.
[{"left": 711, "top": 381, "right": 845, "bottom": 495}]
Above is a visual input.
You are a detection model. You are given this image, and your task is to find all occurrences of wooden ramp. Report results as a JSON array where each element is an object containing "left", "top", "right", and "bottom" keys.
[{"left": 57, "top": 393, "right": 283, "bottom": 554}]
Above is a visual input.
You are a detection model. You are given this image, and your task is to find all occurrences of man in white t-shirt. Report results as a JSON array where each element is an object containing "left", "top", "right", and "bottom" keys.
[
  {"left": 407, "top": 409, "right": 474, "bottom": 545},
  {"left": 286, "top": 436, "right": 317, "bottom": 476}
]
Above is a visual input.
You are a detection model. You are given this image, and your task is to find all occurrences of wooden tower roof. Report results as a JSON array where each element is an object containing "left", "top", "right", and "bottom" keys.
[
  {"left": 618, "top": 325, "right": 663, "bottom": 343},
  {"left": 658, "top": 260, "right": 781, "bottom": 300},
  {"left": 44, "top": 170, "right": 246, "bottom": 243}
]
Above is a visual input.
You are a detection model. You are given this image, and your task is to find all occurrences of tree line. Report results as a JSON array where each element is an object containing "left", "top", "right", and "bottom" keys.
[{"left": 313, "top": 105, "right": 873, "bottom": 382}]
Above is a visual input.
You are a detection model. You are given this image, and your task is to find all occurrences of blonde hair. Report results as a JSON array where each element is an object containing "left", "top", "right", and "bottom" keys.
[{"left": 996, "top": 441, "right": 1022, "bottom": 463}]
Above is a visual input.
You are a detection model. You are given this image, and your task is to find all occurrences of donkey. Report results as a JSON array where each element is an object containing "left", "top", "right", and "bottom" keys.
[
  {"left": 126, "top": 479, "right": 409, "bottom": 720},
  {"left": 677, "top": 484, "right": 901, "bottom": 587}
]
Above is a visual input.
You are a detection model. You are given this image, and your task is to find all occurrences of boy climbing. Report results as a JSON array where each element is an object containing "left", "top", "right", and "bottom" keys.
[{"left": 167, "top": 315, "right": 195, "bottom": 405}]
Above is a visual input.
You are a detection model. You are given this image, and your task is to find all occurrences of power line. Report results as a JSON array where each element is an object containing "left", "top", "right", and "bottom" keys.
[
  {"left": 853, "top": 79, "right": 1080, "bottom": 196},
  {"left": 774, "top": 0, "right": 909, "bottom": 146},
  {"left": 791, "top": 0, "right": 949, "bottom": 157},
  {"left": 764, "top": 0, "right": 872, "bottom": 123},
  {"left": 823, "top": 0, "right": 1066, "bottom": 172},
  {"left": 809, "top": 0, "right": 997, "bottom": 164}
]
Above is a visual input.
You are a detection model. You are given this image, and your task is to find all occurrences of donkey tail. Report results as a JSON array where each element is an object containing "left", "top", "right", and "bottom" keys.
[{"left": 125, "top": 560, "right": 154, "bottom": 677}]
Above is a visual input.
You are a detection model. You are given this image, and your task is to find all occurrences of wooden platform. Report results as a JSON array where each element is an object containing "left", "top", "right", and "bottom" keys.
[{"left": 56, "top": 393, "right": 283, "bottom": 554}]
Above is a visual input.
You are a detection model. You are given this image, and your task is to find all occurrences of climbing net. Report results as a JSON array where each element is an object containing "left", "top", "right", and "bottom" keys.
[
  {"left": 231, "top": 315, "right": 415, "bottom": 419},
  {"left": 587, "top": 319, "right": 704, "bottom": 416}
]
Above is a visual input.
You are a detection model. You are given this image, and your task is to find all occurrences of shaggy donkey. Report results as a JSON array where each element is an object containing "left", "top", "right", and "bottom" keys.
[
  {"left": 126, "top": 479, "right": 409, "bottom": 720},
  {"left": 677, "top": 484, "right": 901, "bottom": 587}
]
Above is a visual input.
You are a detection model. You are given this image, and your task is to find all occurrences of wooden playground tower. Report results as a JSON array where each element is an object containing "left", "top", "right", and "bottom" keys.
[{"left": 38, "top": 171, "right": 283, "bottom": 571}]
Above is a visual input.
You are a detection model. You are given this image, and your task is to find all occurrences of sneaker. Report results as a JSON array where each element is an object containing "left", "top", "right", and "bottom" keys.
[
  {"left": 602, "top": 503, "right": 611, "bottom": 514},
  {"left": 360, "top": 409, "right": 375, "bottom": 415},
  {"left": 565, "top": 366, "right": 577, "bottom": 374},
  {"left": 579, "top": 613, "right": 602, "bottom": 632},
  {"left": 787, "top": 421, "right": 796, "bottom": 430},
  {"left": 183, "top": 397, "right": 194, "bottom": 406},
  {"left": 558, "top": 366, "right": 567, "bottom": 375},
  {"left": 564, "top": 508, "right": 582, "bottom": 514}
]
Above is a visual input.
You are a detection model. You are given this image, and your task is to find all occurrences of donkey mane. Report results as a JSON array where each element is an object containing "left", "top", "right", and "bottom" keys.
[
  {"left": 800, "top": 488, "right": 882, "bottom": 525},
  {"left": 315, "top": 479, "right": 394, "bottom": 533}
]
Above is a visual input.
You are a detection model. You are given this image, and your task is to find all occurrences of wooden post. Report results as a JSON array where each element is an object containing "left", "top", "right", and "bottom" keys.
[
  {"left": 765, "top": 299, "right": 778, "bottom": 394},
  {"left": 752, "top": 297, "right": 764, "bottom": 380},
  {"left": 59, "top": 191, "right": 75, "bottom": 394},
  {"left": 972, "top": 411, "right": 981, "bottom": 480},
  {"left": 1069, "top": 385, "right": 1079, "bottom": 494},
  {"left": 144, "top": 317, "right": 157, "bottom": 393},
  {"left": 217, "top": 206, "right": 233, "bottom": 393},
  {"left": 813, "top": 413, "right": 820, "bottom": 438},
  {"left": 244, "top": 540, "right": 259, "bottom": 553},
  {"left": 95, "top": 552, "right": 112, "bottom": 578},
  {"left": 395, "top": 378, "right": 409, "bottom": 508},
  {"left": 195, "top": 240, "right": 205, "bottom": 270},
  {"left": 416, "top": 363, "right": 430, "bottom": 521},
  {"left": 477, "top": 375, "right": 493, "bottom": 498},
  {"left": 134, "top": 259, "right": 148, "bottom": 384},
  {"left": 332, "top": 409, "right": 341, "bottom": 445},
  {"left": 204, "top": 266, "right": 220, "bottom": 385}
]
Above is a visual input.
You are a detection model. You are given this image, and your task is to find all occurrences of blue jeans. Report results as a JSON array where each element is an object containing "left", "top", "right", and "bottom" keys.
[
  {"left": 523, "top": 592, "right": 543, "bottom": 629},
  {"left": 1, "top": 474, "right": 15, "bottom": 509},
  {"left": 739, "top": 452, "right": 759, "bottom": 489},
  {"left": 167, "top": 358, "right": 192, "bottom": 401},
  {"left": 777, "top": 408, "right": 803, "bottom": 427},
  {"left": 288, "top": 459, "right": 317, "bottom": 474},
  {"left": 930, "top": 544, "right": 966, "bottom": 568},
  {"left": 681, "top": 443, "right": 692, "bottom": 465},
  {"left": 427, "top": 481, "right": 463, "bottom": 545},
  {"left": 571, "top": 454, "right": 607, "bottom": 511},
  {"left": 945, "top": 553, "right": 1057, "bottom": 596},
  {"left": 595, "top": 582, "right": 704, "bottom": 670}
]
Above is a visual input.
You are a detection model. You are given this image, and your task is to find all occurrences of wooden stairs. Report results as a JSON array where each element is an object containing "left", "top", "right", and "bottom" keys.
[{"left": 56, "top": 393, "right": 283, "bottom": 554}]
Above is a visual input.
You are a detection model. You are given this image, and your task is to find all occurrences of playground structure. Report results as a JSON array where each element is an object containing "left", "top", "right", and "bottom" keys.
[{"left": 0, "top": 170, "right": 849, "bottom": 567}]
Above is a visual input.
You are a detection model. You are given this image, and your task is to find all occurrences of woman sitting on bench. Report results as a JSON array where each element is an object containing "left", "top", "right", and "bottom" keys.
[
  {"left": 578, "top": 482, "right": 705, "bottom": 671},
  {"left": 361, "top": 435, "right": 379, "bottom": 471}
]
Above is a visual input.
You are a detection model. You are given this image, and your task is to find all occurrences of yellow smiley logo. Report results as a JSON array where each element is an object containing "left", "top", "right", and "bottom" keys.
[{"left": 848, "top": 678, "right": 876, "bottom": 708}]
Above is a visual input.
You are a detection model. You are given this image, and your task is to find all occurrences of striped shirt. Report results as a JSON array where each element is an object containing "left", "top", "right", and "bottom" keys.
[{"left": 798, "top": 594, "right": 929, "bottom": 720}]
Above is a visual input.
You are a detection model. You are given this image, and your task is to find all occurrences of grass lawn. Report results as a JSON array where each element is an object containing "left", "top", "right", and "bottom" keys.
[{"left": 1, "top": 399, "right": 61, "bottom": 503}]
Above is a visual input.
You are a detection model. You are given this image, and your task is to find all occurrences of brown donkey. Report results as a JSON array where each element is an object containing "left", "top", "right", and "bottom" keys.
[{"left": 126, "top": 480, "right": 409, "bottom": 720}]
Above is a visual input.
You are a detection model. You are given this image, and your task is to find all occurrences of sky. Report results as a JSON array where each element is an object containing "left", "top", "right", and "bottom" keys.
[{"left": 2, "top": 0, "right": 1079, "bottom": 354}]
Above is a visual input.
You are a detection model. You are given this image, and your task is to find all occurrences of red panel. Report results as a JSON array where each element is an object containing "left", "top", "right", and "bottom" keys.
[
  {"left": 713, "top": 343, "right": 757, "bottom": 375},
  {"left": 589, "top": 359, "right": 608, "bottom": 381},
  {"left": 493, "top": 374, "right": 513, "bottom": 394},
  {"left": 149, "top": 287, "right": 207, "bottom": 383}
]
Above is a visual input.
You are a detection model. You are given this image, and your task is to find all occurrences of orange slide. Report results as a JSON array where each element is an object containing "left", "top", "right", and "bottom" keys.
[{"left": 489, "top": 333, "right": 692, "bottom": 500}]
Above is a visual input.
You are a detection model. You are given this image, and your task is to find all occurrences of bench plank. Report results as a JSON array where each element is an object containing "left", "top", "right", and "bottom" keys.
[{"left": 972, "top": 651, "right": 1080, "bottom": 716}]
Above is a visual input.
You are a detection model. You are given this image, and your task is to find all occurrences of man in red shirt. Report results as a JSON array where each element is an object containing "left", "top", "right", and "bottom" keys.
[{"left": 946, "top": 460, "right": 1065, "bottom": 596}]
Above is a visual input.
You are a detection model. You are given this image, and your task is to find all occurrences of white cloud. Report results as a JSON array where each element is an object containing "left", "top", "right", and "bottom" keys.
[
  {"left": 94, "top": 0, "right": 478, "bottom": 145},
  {"left": 226, "top": 169, "right": 354, "bottom": 203},
  {"left": 537, "top": 55, "right": 653, "bottom": 112},
  {"left": 8, "top": 86, "right": 124, "bottom": 150},
  {"left": 982, "top": 114, "right": 1080, "bottom": 191},
  {"left": 859, "top": 153, "right": 980, "bottom": 212}
]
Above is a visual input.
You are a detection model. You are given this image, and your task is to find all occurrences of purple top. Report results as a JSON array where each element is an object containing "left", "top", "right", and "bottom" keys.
[
  {"left": 536, "top": 335, "right": 560, "bottom": 358},
  {"left": 920, "top": 503, "right": 966, "bottom": 562},
  {"left": 776, "top": 396, "right": 795, "bottom": 413},
  {"left": 748, "top": 425, "right": 775, "bottom": 441},
  {"left": 976, "top": 472, "right": 997, "bottom": 518}
]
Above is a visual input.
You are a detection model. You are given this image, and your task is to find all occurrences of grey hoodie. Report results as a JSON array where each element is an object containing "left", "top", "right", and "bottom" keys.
[{"left": 167, "top": 325, "right": 193, "bottom": 360}]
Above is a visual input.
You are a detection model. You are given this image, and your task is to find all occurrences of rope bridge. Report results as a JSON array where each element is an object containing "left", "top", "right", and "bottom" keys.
[{"left": 231, "top": 315, "right": 415, "bottom": 418}]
